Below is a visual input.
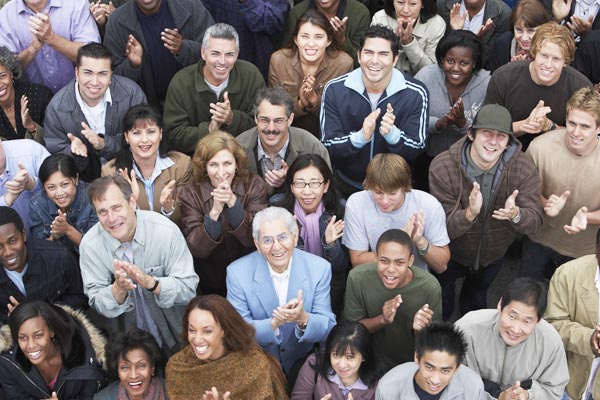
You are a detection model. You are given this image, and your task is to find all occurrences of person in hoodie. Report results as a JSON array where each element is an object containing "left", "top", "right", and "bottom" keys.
[{"left": 428, "top": 104, "right": 542, "bottom": 320}]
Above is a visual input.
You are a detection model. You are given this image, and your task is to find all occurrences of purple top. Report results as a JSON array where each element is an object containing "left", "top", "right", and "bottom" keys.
[{"left": 0, "top": 0, "right": 100, "bottom": 93}]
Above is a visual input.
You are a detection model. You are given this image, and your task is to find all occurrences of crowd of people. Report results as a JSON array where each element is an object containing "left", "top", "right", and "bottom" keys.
[{"left": 0, "top": 0, "right": 597, "bottom": 398}]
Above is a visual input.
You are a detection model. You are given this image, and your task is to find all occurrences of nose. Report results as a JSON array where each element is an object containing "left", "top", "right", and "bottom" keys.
[
  {"left": 301, "top": 184, "right": 312, "bottom": 194},
  {"left": 430, "top": 372, "right": 441, "bottom": 385},
  {"left": 218, "top": 54, "right": 226, "bottom": 64},
  {"left": 402, "top": 2, "right": 410, "bottom": 12},
  {"left": 129, "top": 366, "right": 138, "bottom": 379}
]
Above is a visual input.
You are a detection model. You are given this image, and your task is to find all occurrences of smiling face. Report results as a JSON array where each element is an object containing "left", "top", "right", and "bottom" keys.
[
  {"left": 414, "top": 350, "right": 459, "bottom": 395},
  {"left": 330, "top": 346, "right": 363, "bottom": 386},
  {"left": 255, "top": 218, "right": 298, "bottom": 272},
  {"left": 0, "top": 223, "right": 27, "bottom": 273},
  {"left": 93, "top": 184, "right": 137, "bottom": 243},
  {"left": 75, "top": 56, "right": 112, "bottom": 107},
  {"left": 201, "top": 37, "right": 239, "bottom": 87},
  {"left": 43, "top": 171, "right": 78, "bottom": 212},
  {"left": 124, "top": 120, "right": 162, "bottom": 164},
  {"left": 0, "top": 64, "right": 14, "bottom": 106},
  {"left": 376, "top": 241, "right": 414, "bottom": 289},
  {"left": 255, "top": 101, "right": 292, "bottom": 156},
  {"left": 371, "top": 188, "right": 405, "bottom": 213},
  {"left": 314, "top": 0, "right": 341, "bottom": 15},
  {"left": 514, "top": 21, "right": 537, "bottom": 52},
  {"left": 564, "top": 108, "right": 600, "bottom": 157},
  {"left": 498, "top": 300, "right": 539, "bottom": 346},
  {"left": 17, "top": 316, "right": 57, "bottom": 366},
  {"left": 118, "top": 348, "right": 154, "bottom": 399},
  {"left": 294, "top": 21, "right": 331, "bottom": 65},
  {"left": 530, "top": 40, "right": 566, "bottom": 86},
  {"left": 358, "top": 37, "right": 399, "bottom": 93},
  {"left": 468, "top": 129, "right": 510, "bottom": 170},
  {"left": 291, "top": 165, "right": 330, "bottom": 214},
  {"left": 188, "top": 309, "right": 226, "bottom": 361},
  {"left": 206, "top": 149, "right": 237, "bottom": 188},
  {"left": 394, "top": 0, "right": 422, "bottom": 25},
  {"left": 134, "top": 0, "right": 161, "bottom": 15},
  {"left": 441, "top": 46, "right": 474, "bottom": 89}
]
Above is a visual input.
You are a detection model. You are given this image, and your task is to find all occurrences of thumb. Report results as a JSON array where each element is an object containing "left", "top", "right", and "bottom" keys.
[
  {"left": 52, "top": 392, "right": 58, "bottom": 399},
  {"left": 297, "top": 289, "right": 303, "bottom": 302},
  {"left": 341, "top": 16, "right": 349, "bottom": 24},
  {"left": 536, "top": 100, "right": 545, "bottom": 108},
  {"left": 511, "top": 189, "right": 519, "bottom": 199},
  {"left": 581, "top": 206, "right": 589, "bottom": 214},
  {"left": 561, "top": 190, "right": 571, "bottom": 200},
  {"left": 387, "top": 102, "right": 393, "bottom": 113},
  {"left": 223, "top": 91, "right": 230, "bottom": 103},
  {"left": 67, "top": 133, "right": 76, "bottom": 142},
  {"left": 347, "top": 393, "right": 353, "bottom": 400},
  {"left": 329, "top": 215, "right": 337, "bottom": 225},
  {"left": 280, "top": 159, "right": 289, "bottom": 170},
  {"left": 166, "top": 180, "right": 176, "bottom": 190},
  {"left": 17, "top": 163, "right": 26, "bottom": 171},
  {"left": 81, "top": 121, "right": 90, "bottom": 131}
]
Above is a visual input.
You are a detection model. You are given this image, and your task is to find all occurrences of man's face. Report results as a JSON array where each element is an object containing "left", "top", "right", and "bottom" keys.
[
  {"left": 564, "top": 108, "right": 600, "bottom": 157},
  {"left": 497, "top": 300, "right": 540, "bottom": 346},
  {"left": 93, "top": 184, "right": 137, "bottom": 243},
  {"left": 530, "top": 40, "right": 566, "bottom": 86},
  {"left": 468, "top": 129, "right": 510, "bottom": 170},
  {"left": 414, "top": 350, "right": 460, "bottom": 395},
  {"left": 376, "top": 241, "right": 414, "bottom": 289},
  {"left": 0, "top": 223, "right": 27, "bottom": 273},
  {"left": 254, "top": 218, "right": 298, "bottom": 272},
  {"left": 255, "top": 101, "right": 292, "bottom": 155},
  {"left": 201, "top": 37, "right": 239, "bottom": 86},
  {"left": 314, "top": 0, "right": 341, "bottom": 14},
  {"left": 371, "top": 188, "right": 405, "bottom": 213},
  {"left": 134, "top": 0, "right": 161, "bottom": 15},
  {"left": 75, "top": 56, "right": 112, "bottom": 107},
  {"left": 358, "top": 38, "right": 399, "bottom": 90}
]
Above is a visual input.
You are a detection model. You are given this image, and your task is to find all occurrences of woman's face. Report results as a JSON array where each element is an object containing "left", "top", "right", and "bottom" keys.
[
  {"left": 441, "top": 46, "right": 475, "bottom": 88},
  {"left": 187, "top": 309, "right": 226, "bottom": 362},
  {"left": 0, "top": 64, "right": 14, "bottom": 105},
  {"left": 17, "top": 316, "right": 56, "bottom": 366},
  {"left": 394, "top": 0, "right": 422, "bottom": 25},
  {"left": 330, "top": 346, "right": 363, "bottom": 386},
  {"left": 43, "top": 171, "right": 78, "bottom": 211},
  {"left": 514, "top": 20, "right": 537, "bottom": 52},
  {"left": 124, "top": 120, "right": 162, "bottom": 162},
  {"left": 291, "top": 165, "right": 330, "bottom": 214},
  {"left": 206, "top": 149, "right": 236, "bottom": 188},
  {"left": 294, "top": 21, "right": 332, "bottom": 64},
  {"left": 117, "top": 348, "right": 154, "bottom": 400}
]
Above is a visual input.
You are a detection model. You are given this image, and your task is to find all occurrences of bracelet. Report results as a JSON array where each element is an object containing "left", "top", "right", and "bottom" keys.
[
  {"left": 146, "top": 278, "right": 159, "bottom": 292},
  {"left": 417, "top": 241, "right": 430, "bottom": 256}
]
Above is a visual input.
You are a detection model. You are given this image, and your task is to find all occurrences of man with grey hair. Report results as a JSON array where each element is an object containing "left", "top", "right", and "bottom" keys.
[
  {"left": 164, "top": 23, "right": 265, "bottom": 154},
  {"left": 227, "top": 206, "right": 336, "bottom": 376}
]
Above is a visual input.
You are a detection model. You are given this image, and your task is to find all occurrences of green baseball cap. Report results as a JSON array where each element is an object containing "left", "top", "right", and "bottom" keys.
[{"left": 471, "top": 104, "right": 513, "bottom": 136}]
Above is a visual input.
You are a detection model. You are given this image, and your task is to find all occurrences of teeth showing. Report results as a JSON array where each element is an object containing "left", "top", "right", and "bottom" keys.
[
  {"left": 28, "top": 351, "right": 41, "bottom": 360},
  {"left": 195, "top": 345, "right": 208, "bottom": 354},
  {"left": 128, "top": 381, "right": 143, "bottom": 388}
]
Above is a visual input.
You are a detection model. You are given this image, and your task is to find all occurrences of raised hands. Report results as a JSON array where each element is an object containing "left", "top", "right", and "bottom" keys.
[
  {"left": 209, "top": 181, "right": 237, "bottom": 220},
  {"left": 564, "top": 206, "right": 588, "bottom": 235},
  {"left": 118, "top": 168, "right": 140, "bottom": 202},
  {"left": 477, "top": 18, "right": 494, "bottom": 38},
  {"left": 160, "top": 180, "right": 176, "bottom": 213},
  {"left": 161, "top": 28, "right": 183, "bottom": 56},
  {"left": 67, "top": 133, "right": 88, "bottom": 158},
  {"left": 125, "top": 35, "right": 143, "bottom": 68},
  {"left": 324, "top": 215, "right": 344, "bottom": 246},
  {"left": 81, "top": 122, "right": 105, "bottom": 150},
  {"left": 299, "top": 74, "right": 318, "bottom": 111},
  {"left": 379, "top": 103, "right": 396, "bottom": 137},
  {"left": 330, "top": 16, "right": 349, "bottom": 46},
  {"left": 4, "top": 163, "right": 35, "bottom": 206},
  {"left": 209, "top": 91, "right": 234, "bottom": 129},
  {"left": 90, "top": 0, "right": 115, "bottom": 26},
  {"left": 402, "top": 210, "right": 425, "bottom": 245},
  {"left": 397, "top": 18, "right": 415, "bottom": 45},
  {"left": 28, "top": 11, "right": 54, "bottom": 43},
  {"left": 272, "top": 289, "right": 308, "bottom": 329},
  {"left": 544, "top": 190, "right": 570, "bottom": 217},
  {"left": 382, "top": 294, "right": 402, "bottom": 325},
  {"left": 498, "top": 381, "right": 529, "bottom": 400},
  {"left": 449, "top": 3, "right": 466, "bottom": 30},
  {"left": 590, "top": 325, "right": 600, "bottom": 357},
  {"left": 264, "top": 160, "right": 288, "bottom": 188},
  {"left": 567, "top": 15, "right": 593, "bottom": 37},
  {"left": 20, "top": 95, "right": 36, "bottom": 133},
  {"left": 519, "top": 100, "right": 552, "bottom": 134},
  {"left": 413, "top": 303, "right": 434, "bottom": 332},
  {"left": 466, "top": 182, "right": 482, "bottom": 222},
  {"left": 492, "top": 189, "right": 519, "bottom": 221},
  {"left": 203, "top": 387, "right": 230, "bottom": 400}
]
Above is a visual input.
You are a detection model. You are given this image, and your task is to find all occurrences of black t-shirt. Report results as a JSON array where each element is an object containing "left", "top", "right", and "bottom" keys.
[{"left": 413, "top": 376, "right": 444, "bottom": 400}]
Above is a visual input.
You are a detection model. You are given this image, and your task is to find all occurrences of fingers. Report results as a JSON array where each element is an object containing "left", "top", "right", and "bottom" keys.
[
  {"left": 560, "top": 190, "right": 571, "bottom": 201},
  {"left": 165, "top": 179, "right": 176, "bottom": 192}
]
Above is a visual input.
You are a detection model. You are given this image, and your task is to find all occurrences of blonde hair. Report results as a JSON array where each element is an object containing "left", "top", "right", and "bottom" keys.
[
  {"left": 566, "top": 87, "right": 600, "bottom": 126},
  {"left": 363, "top": 153, "right": 412, "bottom": 193},
  {"left": 530, "top": 22, "right": 575, "bottom": 64},
  {"left": 192, "top": 131, "right": 249, "bottom": 182}
]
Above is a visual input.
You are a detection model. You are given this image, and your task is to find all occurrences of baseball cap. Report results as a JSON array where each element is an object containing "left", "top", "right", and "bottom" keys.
[{"left": 471, "top": 104, "right": 513, "bottom": 136}]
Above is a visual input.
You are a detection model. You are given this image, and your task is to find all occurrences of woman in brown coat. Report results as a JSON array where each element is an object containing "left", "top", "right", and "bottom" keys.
[{"left": 179, "top": 131, "right": 267, "bottom": 296}]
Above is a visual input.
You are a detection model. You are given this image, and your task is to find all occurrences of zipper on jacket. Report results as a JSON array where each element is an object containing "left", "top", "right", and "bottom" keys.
[{"left": 0, "top": 355, "right": 51, "bottom": 398}]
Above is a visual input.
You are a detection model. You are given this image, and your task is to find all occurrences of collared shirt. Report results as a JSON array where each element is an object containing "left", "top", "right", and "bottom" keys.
[
  {"left": 74, "top": 86, "right": 112, "bottom": 136},
  {"left": 574, "top": 0, "right": 600, "bottom": 20},
  {"left": 206, "top": 77, "right": 229, "bottom": 99},
  {"left": 257, "top": 136, "right": 289, "bottom": 177},
  {"left": 585, "top": 265, "right": 600, "bottom": 399},
  {"left": 268, "top": 257, "right": 292, "bottom": 307},
  {"left": 460, "top": 1, "right": 486, "bottom": 34},
  {"left": 132, "top": 154, "right": 175, "bottom": 213},
  {"left": 4, "top": 264, "right": 29, "bottom": 297},
  {"left": 465, "top": 144, "right": 499, "bottom": 213},
  {"left": 329, "top": 372, "right": 369, "bottom": 397}
]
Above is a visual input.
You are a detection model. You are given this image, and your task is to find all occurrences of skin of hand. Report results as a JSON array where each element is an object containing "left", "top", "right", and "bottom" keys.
[
  {"left": 113, "top": 260, "right": 137, "bottom": 292},
  {"left": 264, "top": 160, "right": 288, "bottom": 188},
  {"left": 272, "top": 290, "right": 308, "bottom": 325},
  {"left": 160, "top": 180, "right": 177, "bottom": 212},
  {"left": 125, "top": 34, "right": 143, "bottom": 68},
  {"left": 324, "top": 215, "right": 344, "bottom": 245},
  {"left": 498, "top": 381, "right": 529, "bottom": 400},
  {"left": 413, "top": 303, "right": 434, "bottom": 332},
  {"left": 362, "top": 108, "right": 381, "bottom": 141},
  {"left": 80, "top": 122, "right": 105, "bottom": 150},
  {"left": 466, "top": 182, "right": 483, "bottom": 222},
  {"left": 20, "top": 95, "right": 36, "bottom": 132},
  {"left": 543, "top": 190, "right": 570, "bottom": 217},
  {"left": 90, "top": 1, "right": 108, "bottom": 26},
  {"left": 519, "top": 100, "right": 552, "bottom": 134},
  {"left": 564, "top": 206, "right": 588, "bottom": 235},
  {"left": 5, "top": 163, "right": 35, "bottom": 194},
  {"left": 6, "top": 296, "right": 19, "bottom": 316},
  {"left": 28, "top": 12, "right": 54, "bottom": 43},
  {"left": 397, "top": 18, "right": 415, "bottom": 45},
  {"left": 329, "top": 16, "right": 348, "bottom": 46},
  {"left": 492, "top": 189, "right": 519, "bottom": 220},
  {"left": 50, "top": 209, "right": 73, "bottom": 236},
  {"left": 402, "top": 210, "right": 426, "bottom": 246},
  {"left": 209, "top": 92, "right": 234, "bottom": 126},
  {"left": 117, "top": 260, "right": 156, "bottom": 290},
  {"left": 209, "top": 181, "right": 237, "bottom": 219},
  {"left": 449, "top": 3, "right": 466, "bottom": 30},
  {"left": 118, "top": 168, "right": 140, "bottom": 202},
  {"left": 445, "top": 98, "right": 466, "bottom": 128},
  {"left": 553, "top": 0, "right": 572, "bottom": 20},
  {"left": 510, "top": 53, "right": 530, "bottom": 62},
  {"left": 202, "top": 387, "right": 231, "bottom": 400},
  {"left": 381, "top": 294, "right": 403, "bottom": 324},
  {"left": 590, "top": 325, "right": 600, "bottom": 357},
  {"left": 67, "top": 133, "right": 88, "bottom": 157},
  {"left": 567, "top": 15, "right": 593, "bottom": 37},
  {"left": 477, "top": 18, "right": 495, "bottom": 38},
  {"left": 161, "top": 28, "right": 183, "bottom": 55},
  {"left": 299, "top": 74, "right": 319, "bottom": 110},
  {"left": 42, "top": 392, "right": 59, "bottom": 400},
  {"left": 379, "top": 103, "right": 396, "bottom": 137}
]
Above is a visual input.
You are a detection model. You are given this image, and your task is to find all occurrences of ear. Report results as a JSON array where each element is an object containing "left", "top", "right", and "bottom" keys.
[
  {"left": 414, "top": 351, "right": 419, "bottom": 364},
  {"left": 74, "top": 174, "right": 79, "bottom": 186},
  {"left": 408, "top": 253, "right": 415, "bottom": 267},
  {"left": 496, "top": 298, "right": 502, "bottom": 312},
  {"left": 467, "top": 128, "right": 474, "bottom": 141},
  {"left": 287, "top": 112, "right": 294, "bottom": 126}
]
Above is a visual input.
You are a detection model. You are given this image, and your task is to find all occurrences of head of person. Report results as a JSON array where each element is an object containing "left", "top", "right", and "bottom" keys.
[
  {"left": 510, "top": 0, "right": 549, "bottom": 53},
  {"left": 467, "top": 104, "right": 513, "bottom": 170},
  {"left": 118, "top": 105, "right": 168, "bottom": 170},
  {"left": 0, "top": 206, "right": 27, "bottom": 273},
  {"left": 192, "top": 130, "right": 249, "bottom": 188},
  {"left": 317, "top": 322, "right": 378, "bottom": 387},
  {"left": 289, "top": 10, "right": 341, "bottom": 62},
  {"left": 201, "top": 23, "right": 240, "bottom": 87},
  {"left": 88, "top": 175, "right": 137, "bottom": 243},
  {"left": 564, "top": 87, "right": 600, "bottom": 157},
  {"left": 363, "top": 153, "right": 412, "bottom": 213},
  {"left": 75, "top": 43, "right": 113, "bottom": 108},
  {"left": 134, "top": 0, "right": 161, "bottom": 15},
  {"left": 253, "top": 87, "right": 294, "bottom": 156},
  {"left": 9, "top": 300, "right": 85, "bottom": 371},
  {"left": 106, "top": 328, "right": 164, "bottom": 399},
  {"left": 383, "top": 0, "right": 438, "bottom": 27},
  {"left": 413, "top": 321, "right": 467, "bottom": 396},
  {"left": 182, "top": 295, "right": 256, "bottom": 361},
  {"left": 435, "top": 30, "right": 483, "bottom": 89},
  {"left": 0, "top": 46, "right": 22, "bottom": 107},
  {"left": 358, "top": 25, "right": 400, "bottom": 91},
  {"left": 497, "top": 277, "right": 547, "bottom": 346},
  {"left": 313, "top": 0, "right": 341, "bottom": 14},
  {"left": 252, "top": 207, "right": 298, "bottom": 272},
  {"left": 375, "top": 229, "right": 414, "bottom": 289},
  {"left": 529, "top": 22, "right": 575, "bottom": 86},
  {"left": 281, "top": 154, "right": 337, "bottom": 215},
  {"left": 38, "top": 154, "right": 80, "bottom": 213}
]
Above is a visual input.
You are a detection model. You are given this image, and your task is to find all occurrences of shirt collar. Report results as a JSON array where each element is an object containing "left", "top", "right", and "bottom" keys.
[
  {"left": 329, "top": 372, "right": 369, "bottom": 391},
  {"left": 74, "top": 84, "right": 112, "bottom": 109},
  {"left": 267, "top": 257, "right": 292, "bottom": 278},
  {"left": 133, "top": 154, "right": 175, "bottom": 185},
  {"left": 257, "top": 135, "right": 289, "bottom": 162}
]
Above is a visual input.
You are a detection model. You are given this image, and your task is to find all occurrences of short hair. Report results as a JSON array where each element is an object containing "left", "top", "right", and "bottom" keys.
[
  {"left": 192, "top": 130, "right": 249, "bottom": 183},
  {"left": 0, "top": 46, "right": 22, "bottom": 80},
  {"left": 38, "top": 154, "right": 79, "bottom": 185},
  {"left": 566, "top": 87, "right": 600, "bottom": 126},
  {"left": 76, "top": 42, "right": 112, "bottom": 67},
  {"left": 106, "top": 328, "right": 164, "bottom": 382},
  {"left": 316, "top": 322, "right": 379, "bottom": 386},
  {"left": 510, "top": 0, "right": 550, "bottom": 31},
  {"left": 287, "top": 10, "right": 342, "bottom": 54},
  {"left": 375, "top": 229, "right": 413, "bottom": 255},
  {"left": 181, "top": 295, "right": 256, "bottom": 353},
  {"left": 9, "top": 300, "right": 86, "bottom": 371},
  {"left": 253, "top": 86, "right": 294, "bottom": 118},
  {"left": 201, "top": 23, "right": 239, "bottom": 51},
  {"left": 383, "top": 0, "right": 438, "bottom": 24},
  {"left": 359, "top": 24, "right": 399, "bottom": 56},
  {"left": 530, "top": 22, "right": 575, "bottom": 64},
  {"left": 500, "top": 277, "right": 548, "bottom": 320},
  {"left": 435, "top": 30, "right": 483, "bottom": 72},
  {"left": 87, "top": 175, "right": 133, "bottom": 205},
  {"left": 415, "top": 321, "right": 467, "bottom": 365},
  {"left": 363, "top": 153, "right": 412, "bottom": 193},
  {"left": 0, "top": 206, "right": 24, "bottom": 232},
  {"left": 252, "top": 206, "right": 298, "bottom": 241}
]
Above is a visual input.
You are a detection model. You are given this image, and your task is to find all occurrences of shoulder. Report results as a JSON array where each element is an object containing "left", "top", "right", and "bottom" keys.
[
  {"left": 171, "top": 63, "right": 199, "bottom": 84},
  {"left": 27, "top": 237, "right": 70, "bottom": 256},
  {"left": 111, "top": 75, "right": 144, "bottom": 95},
  {"left": 423, "top": 14, "right": 446, "bottom": 30},
  {"left": 379, "top": 362, "right": 418, "bottom": 388},
  {"left": 407, "top": 189, "right": 444, "bottom": 208},
  {"left": 47, "top": 80, "right": 76, "bottom": 109},
  {"left": 528, "top": 128, "right": 565, "bottom": 152},
  {"left": 234, "top": 60, "right": 263, "bottom": 78},
  {"left": 167, "top": 151, "right": 192, "bottom": 166},
  {"left": 492, "top": 60, "right": 529, "bottom": 78},
  {"left": 552, "top": 254, "right": 597, "bottom": 283},
  {"left": 346, "top": 190, "right": 371, "bottom": 207},
  {"left": 414, "top": 63, "right": 440, "bottom": 81},
  {"left": 137, "top": 210, "right": 181, "bottom": 234},
  {"left": 411, "top": 267, "right": 442, "bottom": 289},
  {"left": 290, "top": 127, "right": 323, "bottom": 145},
  {"left": 534, "top": 318, "right": 567, "bottom": 347},
  {"left": 453, "top": 364, "right": 485, "bottom": 390},
  {"left": 236, "top": 128, "right": 259, "bottom": 146},
  {"left": 348, "top": 263, "right": 378, "bottom": 282},
  {"left": 229, "top": 251, "right": 263, "bottom": 274},
  {"left": 346, "top": 0, "right": 370, "bottom": 15},
  {"left": 293, "top": 249, "right": 330, "bottom": 271},
  {"left": 455, "top": 309, "right": 498, "bottom": 333},
  {"left": 562, "top": 66, "right": 593, "bottom": 86}
]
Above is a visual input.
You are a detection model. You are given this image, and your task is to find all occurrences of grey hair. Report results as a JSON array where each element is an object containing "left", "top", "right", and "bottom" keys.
[
  {"left": 201, "top": 23, "right": 239, "bottom": 51},
  {"left": 0, "top": 46, "right": 21, "bottom": 80},
  {"left": 252, "top": 206, "right": 298, "bottom": 241},
  {"left": 253, "top": 86, "right": 294, "bottom": 118}
]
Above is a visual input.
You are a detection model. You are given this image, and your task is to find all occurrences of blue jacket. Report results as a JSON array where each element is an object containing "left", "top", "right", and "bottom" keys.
[
  {"left": 320, "top": 68, "right": 429, "bottom": 185},
  {"left": 226, "top": 249, "right": 336, "bottom": 375}
]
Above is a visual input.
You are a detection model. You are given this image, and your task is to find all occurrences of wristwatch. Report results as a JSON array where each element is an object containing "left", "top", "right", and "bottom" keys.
[
  {"left": 511, "top": 207, "right": 521, "bottom": 224},
  {"left": 417, "top": 241, "right": 430, "bottom": 256},
  {"left": 146, "top": 278, "right": 159, "bottom": 292}
]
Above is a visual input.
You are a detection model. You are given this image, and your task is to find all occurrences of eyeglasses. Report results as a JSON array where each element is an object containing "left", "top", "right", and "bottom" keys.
[
  {"left": 292, "top": 180, "right": 324, "bottom": 189},
  {"left": 259, "top": 232, "right": 292, "bottom": 247},
  {"left": 257, "top": 116, "right": 288, "bottom": 127}
]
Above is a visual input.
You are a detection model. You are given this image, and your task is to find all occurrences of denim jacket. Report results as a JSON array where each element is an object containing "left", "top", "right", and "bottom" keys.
[{"left": 29, "top": 181, "right": 98, "bottom": 252}]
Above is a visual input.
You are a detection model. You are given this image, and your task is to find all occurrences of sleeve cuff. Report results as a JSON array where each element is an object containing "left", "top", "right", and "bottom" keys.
[
  {"left": 350, "top": 130, "right": 370, "bottom": 148},
  {"left": 384, "top": 126, "right": 401, "bottom": 145}
]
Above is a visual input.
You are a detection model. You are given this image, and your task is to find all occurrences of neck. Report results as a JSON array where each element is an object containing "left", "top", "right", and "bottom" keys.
[
  {"left": 0, "top": 91, "right": 15, "bottom": 111},
  {"left": 316, "top": 2, "right": 339, "bottom": 19},
  {"left": 300, "top": 57, "right": 324, "bottom": 72},
  {"left": 136, "top": 0, "right": 161, "bottom": 15},
  {"left": 26, "top": 0, "right": 48, "bottom": 13},
  {"left": 364, "top": 75, "right": 392, "bottom": 95},
  {"left": 340, "top": 374, "right": 359, "bottom": 387},
  {"left": 465, "top": 0, "right": 484, "bottom": 15},
  {"left": 134, "top": 154, "right": 158, "bottom": 179}
]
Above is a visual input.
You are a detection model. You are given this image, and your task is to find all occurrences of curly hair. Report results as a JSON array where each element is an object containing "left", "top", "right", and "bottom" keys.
[
  {"left": 191, "top": 131, "right": 249, "bottom": 183},
  {"left": 0, "top": 46, "right": 22, "bottom": 80}
]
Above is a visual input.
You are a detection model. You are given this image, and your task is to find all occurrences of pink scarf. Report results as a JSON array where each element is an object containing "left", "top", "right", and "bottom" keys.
[{"left": 294, "top": 201, "right": 324, "bottom": 257}]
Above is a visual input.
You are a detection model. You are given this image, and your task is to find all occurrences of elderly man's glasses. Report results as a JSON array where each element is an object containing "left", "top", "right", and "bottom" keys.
[
  {"left": 259, "top": 232, "right": 292, "bottom": 247},
  {"left": 257, "top": 116, "right": 288, "bottom": 127}
]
